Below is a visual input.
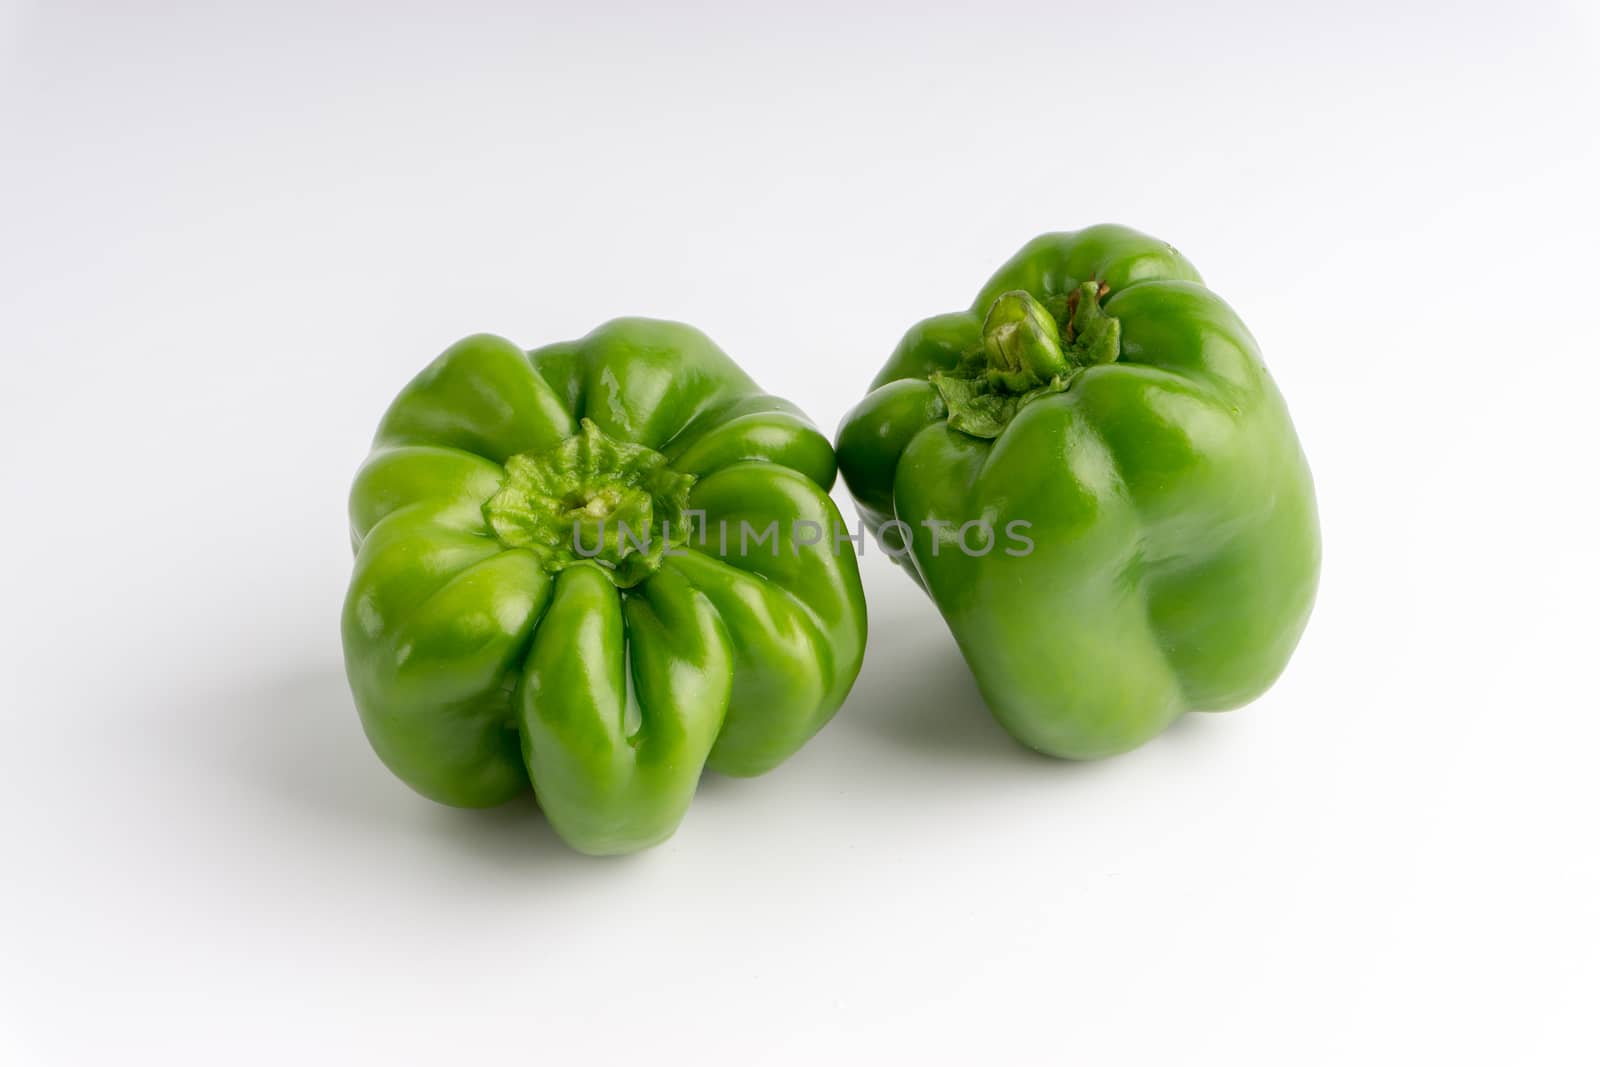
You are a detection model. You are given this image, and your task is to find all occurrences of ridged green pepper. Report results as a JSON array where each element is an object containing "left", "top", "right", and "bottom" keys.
[
  {"left": 343, "top": 320, "right": 867, "bottom": 854},
  {"left": 836, "top": 225, "right": 1319, "bottom": 758}
]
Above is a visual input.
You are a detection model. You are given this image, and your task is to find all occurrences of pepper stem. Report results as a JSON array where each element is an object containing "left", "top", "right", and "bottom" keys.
[
  {"left": 981, "top": 290, "right": 1067, "bottom": 393},
  {"left": 933, "top": 281, "right": 1123, "bottom": 440},
  {"left": 482, "top": 419, "right": 696, "bottom": 587}
]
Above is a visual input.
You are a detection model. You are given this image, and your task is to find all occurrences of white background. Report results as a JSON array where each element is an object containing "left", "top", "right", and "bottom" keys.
[{"left": 3, "top": 2, "right": 1597, "bottom": 1063}]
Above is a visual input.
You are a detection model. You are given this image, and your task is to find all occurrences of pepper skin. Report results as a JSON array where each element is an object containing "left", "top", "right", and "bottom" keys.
[
  {"left": 836, "top": 225, "right": 1319, "bottom": 759},
  {"left": 343, "top": 320, "right": 867, "bottom": 854}
]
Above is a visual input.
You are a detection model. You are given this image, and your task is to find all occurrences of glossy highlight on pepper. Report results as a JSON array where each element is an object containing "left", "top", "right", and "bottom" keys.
[
  {"left": 836, "top": 225, "right": 1320, "bottom": 758},
  {"left": 343, "top": 320, "right": 868, "bottom": 854}
]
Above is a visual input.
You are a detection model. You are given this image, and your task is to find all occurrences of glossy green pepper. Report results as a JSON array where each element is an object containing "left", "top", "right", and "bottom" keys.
[
  {"left": 836, "top": 225, "right": 1319, "bottom": 759},
  {"left": 343, "top": 320, "right": 867, "bottom": 854}
]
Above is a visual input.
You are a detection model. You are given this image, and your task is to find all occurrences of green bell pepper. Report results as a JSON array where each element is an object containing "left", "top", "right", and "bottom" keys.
[
  {"left": 836, "top": 225, "right": 1319, "bottom": 759},
  {"left": 343, "top": 320, "right": 867, "bottom": 854}
]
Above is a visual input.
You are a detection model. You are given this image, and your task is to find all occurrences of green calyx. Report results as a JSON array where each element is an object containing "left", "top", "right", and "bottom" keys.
[
  {"left": 483, "top": 418, "right": 696, "bottom": 587},
  {"left": 933, "top": 282, "right": 1122, "bottom": 439}
]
